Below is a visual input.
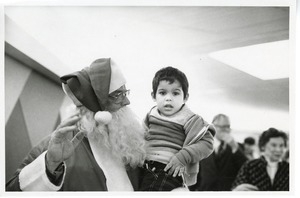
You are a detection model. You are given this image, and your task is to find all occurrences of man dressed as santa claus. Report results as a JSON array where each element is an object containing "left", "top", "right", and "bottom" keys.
[{"left": 6, "top": 58, "right": 147, "bottom": 191}]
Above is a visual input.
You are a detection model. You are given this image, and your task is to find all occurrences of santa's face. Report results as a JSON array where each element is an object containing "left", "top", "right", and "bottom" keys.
[{"left": 105, "top": 85, "right": 130, "bottom": 112}]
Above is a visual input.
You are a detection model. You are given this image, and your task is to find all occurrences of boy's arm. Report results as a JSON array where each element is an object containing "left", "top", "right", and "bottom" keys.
[
  {"left": 174, "top": 114, "right": 215, "bottom": 166},
  {"left": 164, "top": 131, "right": 214, "bottom": 176},
  {"left": 174, "top": 131, "right": 214, "bottom": 165},
  {"left": 143, "top": 112, "right": 150, "bottom": 138}
]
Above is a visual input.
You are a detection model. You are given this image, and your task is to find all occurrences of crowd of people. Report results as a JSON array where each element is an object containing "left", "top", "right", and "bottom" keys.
[{"left": 6, "top": 58, "right": 289, "bottom": 192}]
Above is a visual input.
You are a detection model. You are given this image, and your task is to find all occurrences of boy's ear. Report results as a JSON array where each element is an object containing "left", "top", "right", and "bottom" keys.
[
  {"left": 151, "top": 92, "right": 156, "bottom": 101},
  {"left": 184, "top": 93, "right": 189, "bottom": 102}
]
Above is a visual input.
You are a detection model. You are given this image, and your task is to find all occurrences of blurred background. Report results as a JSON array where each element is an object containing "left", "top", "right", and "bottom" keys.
[{"left": 4, "top": 6, "right": 292, "bottom": 182}]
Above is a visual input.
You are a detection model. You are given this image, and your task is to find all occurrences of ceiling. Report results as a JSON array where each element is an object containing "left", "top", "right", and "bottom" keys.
[{"left": 4, "top": 6, "right": 291, "bottom": 132}]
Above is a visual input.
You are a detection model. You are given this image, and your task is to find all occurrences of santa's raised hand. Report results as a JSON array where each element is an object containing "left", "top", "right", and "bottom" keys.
[{"left": 46, "top": 113, "right": 85, "bottom": 173}]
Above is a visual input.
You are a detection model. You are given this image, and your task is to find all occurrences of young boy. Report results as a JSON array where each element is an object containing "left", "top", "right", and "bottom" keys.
[{"left": 139, "top": 66, "right": 216, "bottom": 191}]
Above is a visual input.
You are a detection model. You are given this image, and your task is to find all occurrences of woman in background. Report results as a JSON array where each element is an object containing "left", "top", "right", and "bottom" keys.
[{"left": 232, "top": 128, "right": 289, "bottom": 191}]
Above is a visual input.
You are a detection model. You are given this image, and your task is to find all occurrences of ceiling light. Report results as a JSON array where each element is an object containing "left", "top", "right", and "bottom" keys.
[{"left": 209, "top": 40, "right": 289, "bottom": 80}]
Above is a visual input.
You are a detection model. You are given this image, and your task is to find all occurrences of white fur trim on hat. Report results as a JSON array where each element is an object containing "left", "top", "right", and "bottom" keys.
[
  {"left": 62, "top": 83, "right": 82, "bottom": 107},
  {"left": 109, "top": 60, "right": 126, "bottom": 94},
  {"left": 94, "top": 111, "right": 112, "bottom": 125}
]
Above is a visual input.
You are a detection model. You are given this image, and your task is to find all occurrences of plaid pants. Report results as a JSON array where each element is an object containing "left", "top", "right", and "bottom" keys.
[{"left": 139, "top": 161, "right": 183, "bottom": 191}]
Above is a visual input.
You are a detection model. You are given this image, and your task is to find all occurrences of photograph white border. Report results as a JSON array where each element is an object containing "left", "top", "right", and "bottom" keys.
[{"left": 0, "top": 1, "right": 298, "bottom": 198}]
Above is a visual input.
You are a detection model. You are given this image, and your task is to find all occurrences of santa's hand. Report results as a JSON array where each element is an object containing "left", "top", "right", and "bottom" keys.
[
  {"left": 46, "top": 113, "right": 85, "bottom": 172},
  {"left": 164, "top": 156, "right": 185, "bottom": 177}
]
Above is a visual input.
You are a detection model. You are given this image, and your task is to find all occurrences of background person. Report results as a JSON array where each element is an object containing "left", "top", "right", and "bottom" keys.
[
  {"left": 190, "top": 114, "right": 247, "bottom": 191},
  {"left": 242, "top": 137, "right": 257, "bottom": 160},
  {"left": 232, "top": 128, "right": 289, "bottom": 191},
  {"left": 283, "top": 149, "right": 289, "bottom": 163}
]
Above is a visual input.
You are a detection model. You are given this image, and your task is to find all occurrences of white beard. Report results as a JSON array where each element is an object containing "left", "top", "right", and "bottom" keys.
[
  {"left": 80, "top": 106, "right": 146, "bottom": 168},
  {"left": 78, "top": 106, "right": 146, "bottom": 191}
]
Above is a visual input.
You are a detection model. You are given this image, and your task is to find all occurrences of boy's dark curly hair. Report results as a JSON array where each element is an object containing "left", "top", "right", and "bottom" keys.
[{"left": 152, "top": 66, "right": 189, "bottom": 99}]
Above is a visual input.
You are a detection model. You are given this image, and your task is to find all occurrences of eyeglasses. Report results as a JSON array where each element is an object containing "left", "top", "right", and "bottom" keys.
[
  {"left": 109, "top": 89, "right": 130, "bottom": 103},
  {"left": 214, "top": 124, "right": 230, "bottom": 130}
]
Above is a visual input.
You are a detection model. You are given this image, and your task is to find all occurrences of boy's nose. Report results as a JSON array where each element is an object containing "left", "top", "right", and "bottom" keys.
[{"left": 165, "top": 94, "right": 172, "bottom": 101}]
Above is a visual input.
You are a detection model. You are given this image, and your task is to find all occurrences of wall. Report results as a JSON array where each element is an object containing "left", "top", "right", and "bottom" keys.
[
  {"left": 4, "top": 14, "right": 71, "bottom": 183},
  {"left": 5, "top": 55, "right": 65, "bottom": 182}
]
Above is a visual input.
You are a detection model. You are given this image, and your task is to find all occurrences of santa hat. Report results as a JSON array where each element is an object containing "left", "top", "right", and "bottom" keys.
[{"left": 60, "top": 58, "right": 126, "bottom": 124}]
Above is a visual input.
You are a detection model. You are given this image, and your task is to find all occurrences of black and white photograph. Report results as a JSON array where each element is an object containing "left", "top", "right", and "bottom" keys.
[{"left": 0, "top": 0, "right": 299, "bottom": 197}]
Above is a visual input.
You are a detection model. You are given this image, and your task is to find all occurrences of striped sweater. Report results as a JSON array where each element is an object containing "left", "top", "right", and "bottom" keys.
[{"left": 144, "top": 105, "right": 215, "bottom": 185}]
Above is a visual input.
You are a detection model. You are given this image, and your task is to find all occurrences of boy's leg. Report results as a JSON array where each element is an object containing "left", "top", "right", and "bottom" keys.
[
  {"left": 156, "top": 171, "right": 183, "bottom": 191},
  {"left": 139, "top": 165, "right": 158, "bottom": 191},
  {"left": 139, "top": 161, "right": 183, "bottom": 191}
]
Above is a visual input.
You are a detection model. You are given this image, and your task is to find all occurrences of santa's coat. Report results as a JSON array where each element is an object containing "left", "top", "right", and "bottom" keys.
[{"left": 6, "top": 133, "right": 141, "bottom": 191}]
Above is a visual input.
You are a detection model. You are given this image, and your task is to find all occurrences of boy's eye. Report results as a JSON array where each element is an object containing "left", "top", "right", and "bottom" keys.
[
  {"left": 158, "top": 91, "right": 166, "bottom": 95},
  {"left": 172, "top": 91, "right": 182, "bottom": 96}
]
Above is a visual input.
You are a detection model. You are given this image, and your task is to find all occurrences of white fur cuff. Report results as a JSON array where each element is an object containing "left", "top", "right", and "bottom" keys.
[{"left": 19, "top": 151, "right": 66, "bottom": 191}]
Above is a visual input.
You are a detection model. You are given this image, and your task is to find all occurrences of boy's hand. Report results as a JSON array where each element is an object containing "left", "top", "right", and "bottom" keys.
[{"left": 164, "top": 156, "right": 185, "bottom": 177}]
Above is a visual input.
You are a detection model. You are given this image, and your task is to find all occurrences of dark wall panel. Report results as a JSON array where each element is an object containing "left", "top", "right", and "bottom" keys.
[
  {"left": 5, "top": 100, "right": 32, "bottom": 182},
  {"left": 19, "top": 71, "right": 65, "bottom": 147}
]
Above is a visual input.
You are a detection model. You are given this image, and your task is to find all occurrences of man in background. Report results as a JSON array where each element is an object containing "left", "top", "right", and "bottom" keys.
[{"left": 190, "top": 114, "right": 247, "bottom": 191}]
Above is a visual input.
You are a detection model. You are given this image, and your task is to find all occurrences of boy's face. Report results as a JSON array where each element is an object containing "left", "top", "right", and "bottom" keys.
[{"left": 152, "top": 80, "right": 188, "bottom": 117}]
